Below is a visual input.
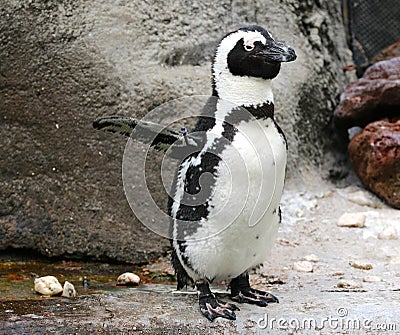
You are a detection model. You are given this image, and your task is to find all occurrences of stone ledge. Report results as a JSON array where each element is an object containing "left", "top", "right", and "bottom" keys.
[{"left": 1, "top": 285, "right": 399, "bottom": 334}]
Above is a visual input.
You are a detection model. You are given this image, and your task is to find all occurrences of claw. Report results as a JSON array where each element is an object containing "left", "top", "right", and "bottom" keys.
[
  {"left": 223, "top": 308, "right": 236, "bottom": 319},
  {"left": 225, "top": 302, "right": 240, "bottom": 311},
  {"left": 255, "top": 289, "right": 279, "bottom": 303}
]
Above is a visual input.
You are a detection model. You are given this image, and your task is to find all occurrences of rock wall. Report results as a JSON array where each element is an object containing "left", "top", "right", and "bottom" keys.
[{"left": 0, "top": 0, "right": 353, "bottom": 263}]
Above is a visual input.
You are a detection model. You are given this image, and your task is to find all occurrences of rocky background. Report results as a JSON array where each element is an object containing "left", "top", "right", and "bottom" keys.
[
  {"left": 1, "top": 0, "right": 354, "bottom": 263},
  {"left": 334, "top": 54, "right": 400, "bottom": 209}
]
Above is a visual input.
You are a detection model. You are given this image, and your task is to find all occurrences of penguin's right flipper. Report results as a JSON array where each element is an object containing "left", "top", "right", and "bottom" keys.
[{"left": 93, "top": 116, "right": 202, "bottom": 158}]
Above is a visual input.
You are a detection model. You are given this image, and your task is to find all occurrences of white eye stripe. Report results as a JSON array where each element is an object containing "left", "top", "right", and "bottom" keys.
[{"left": 243, "top": 35, "right": 266, "bottom": 51}]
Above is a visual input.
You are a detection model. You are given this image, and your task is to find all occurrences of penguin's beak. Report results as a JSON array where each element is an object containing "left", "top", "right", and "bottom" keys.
[{"left": 257, "top": 40, "right": 297, "bottom": 63}]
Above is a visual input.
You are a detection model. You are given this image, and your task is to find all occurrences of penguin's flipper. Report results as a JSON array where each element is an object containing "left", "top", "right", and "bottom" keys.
[
  {"left": 93, "top": 116, "right": 202, "bottom": 156},
  {"left": 93, "top": 115, "right": 139, "bottom": 137}
]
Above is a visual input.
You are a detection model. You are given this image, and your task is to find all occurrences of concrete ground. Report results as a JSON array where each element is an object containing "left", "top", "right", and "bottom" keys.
[{"left": 1, "top": 177, "right": 399, "bottom": 334}]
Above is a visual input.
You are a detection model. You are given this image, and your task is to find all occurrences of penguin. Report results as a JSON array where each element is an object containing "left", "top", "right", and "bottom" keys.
[{"left": 93, "top": 25, "right": 296, "bottom": 321}]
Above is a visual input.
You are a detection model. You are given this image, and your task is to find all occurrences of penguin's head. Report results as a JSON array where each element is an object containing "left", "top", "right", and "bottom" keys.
[
  {"left": 212, "top": 25, "right": 296, "bottom": 100},
  {"left": 214, "top": 25, "right": 296, "bottom": 80}
]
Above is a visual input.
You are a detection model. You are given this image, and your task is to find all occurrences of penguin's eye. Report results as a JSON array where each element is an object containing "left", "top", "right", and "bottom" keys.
[{"left": 244, "top": 44, "right": 254, "bottom": 52}]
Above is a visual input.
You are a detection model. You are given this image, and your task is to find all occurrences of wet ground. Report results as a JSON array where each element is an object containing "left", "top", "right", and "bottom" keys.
[
  {"left": 0, "top": 252, "right": 176, "bottom": 301},
  {"left": 1, "top": 177, "right": 399, "bottom": 334}
]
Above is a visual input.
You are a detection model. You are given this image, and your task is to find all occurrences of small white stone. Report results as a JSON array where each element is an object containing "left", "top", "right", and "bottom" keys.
[
  {"left": 303, "top": 254, "right": 320, "bottom": 263},
  {"left": 337, "top": 212, "right": 365, "bottom": 228},
  {"left": 346, "top": 190, "right": 381, "bottom": 208},
  {"left": 336, "top": 279, "right": 363, "bottom": 289},
  {"left": 363, "top": 276, "right": 382, "bottom": 283},
  {"left": 61, "top": 281, "right": 77, "bottom": 298},
  {"left": 34, "top": 276, "right": 63, "bottom": 296},
  {"left": 349, "top": 261, "right": 373, "bottom": 270},
  {"left": 293, "top": 261, "right": 313, "bottom": 272},
  {"left": 378, "top": 226, "right": 398, "bottom": 240},
  {"left": 117, "top": 272, "right": 140, "bottom": 286}
]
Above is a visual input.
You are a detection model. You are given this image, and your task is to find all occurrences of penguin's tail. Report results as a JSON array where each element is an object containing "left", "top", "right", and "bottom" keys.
[{"left": 93, "top": 115, "right": 201, "bottom": 156}]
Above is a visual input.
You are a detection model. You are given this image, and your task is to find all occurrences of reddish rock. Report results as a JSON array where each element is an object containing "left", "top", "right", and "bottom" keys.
[
  {"left": 363, "top": 56, "right": 400, "bottom": 80},
  {"left": 370, "top": 40, "right": 400, "bottom": 66},
  {"left": 348, "top": 119, "right": 400, "bottom": 209},
  {"left": 334, "top": 57, "right": 400, "bottom": 129}
]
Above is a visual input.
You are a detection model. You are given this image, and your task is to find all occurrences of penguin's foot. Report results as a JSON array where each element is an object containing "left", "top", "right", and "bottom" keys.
[
  {"left": 230, "top": 287, "right": 279, "bottom": 306},
  {"left": 196, "top": 280, "right": 239, "bottom": 321},
  {"left": 230, "top": 273, "right": 279, "bottom": 307},
  {"left": 199, "top": 293, "right": 239, "bottom": 321}
]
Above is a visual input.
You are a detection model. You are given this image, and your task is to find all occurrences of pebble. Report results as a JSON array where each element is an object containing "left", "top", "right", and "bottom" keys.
[
  {"left": 293, "top": 261, "right": 313, "bottom": 273},
  {"left": 303, "top": 254, "right": 320, "bottom": 262},
  {"left": 117, "top": 272, "right": 141, "bottom": 286},
  {"left": 336, "top": 279, "right": 363, "bottom": 289},
  {"left": 378, "top": 226, "right": 398, "bottom": 240},
  {"left": 363, "top": 275, "right": 382, "bottom": 283},
  {"left": 34, "top": 276, "right": 63, "bottom": 296},
  {"left": 349, "top": 261, "right": 373, "bottom": 270},
  {"left": 346, "top": 190, "right": 381, "bottom": 208},
  {"left": 337, "top": 212, "right": 366, "bottom": 228},
  {"left": 61, "top": 281, "right": 77, "bottom": 298}
]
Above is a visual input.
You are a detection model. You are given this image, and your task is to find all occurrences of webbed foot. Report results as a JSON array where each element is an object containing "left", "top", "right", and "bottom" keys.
[
  {"left": 196, "top": 281, "right": 239, "bottom": 321},
  {"left": 230, "top": 273, "right": 279, "bottom": 307}
]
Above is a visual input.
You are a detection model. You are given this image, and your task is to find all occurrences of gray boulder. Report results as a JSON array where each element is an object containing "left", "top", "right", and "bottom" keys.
[{"left": 0, "top": 0, "right": 353, "bottom": 262}]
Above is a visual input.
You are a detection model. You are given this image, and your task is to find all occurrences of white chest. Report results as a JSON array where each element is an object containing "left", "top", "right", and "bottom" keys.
[{"left": 177, "top": 118, "right": 287, "bottom": 281}]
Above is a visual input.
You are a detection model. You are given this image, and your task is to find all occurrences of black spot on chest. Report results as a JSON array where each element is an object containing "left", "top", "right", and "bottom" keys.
[{"left": 175, "top": 120, "right": 237, "bottom": 224}]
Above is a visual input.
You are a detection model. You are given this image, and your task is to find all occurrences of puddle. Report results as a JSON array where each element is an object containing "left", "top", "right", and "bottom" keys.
[{"left": 0, "top": 251, "right": 176, "bottom": 301}]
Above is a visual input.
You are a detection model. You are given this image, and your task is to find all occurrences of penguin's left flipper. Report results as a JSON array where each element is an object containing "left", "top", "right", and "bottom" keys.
[
  {"left": 93, "top": 116, "right": 201, "bottom": 158},
  {"left": 230, "top": 273, "right": 279, "bottom": 307}
]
